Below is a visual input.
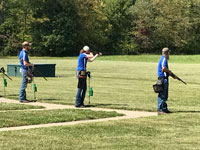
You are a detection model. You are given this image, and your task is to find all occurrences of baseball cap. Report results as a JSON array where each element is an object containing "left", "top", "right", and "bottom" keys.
[
  {"left": 162, "top": 47, "right": 171, "bottom": 53},
  {"left": 83, "top": 46, "right": 90, "bottom": 51},
  {"left": 22, "top": 41, "right": 31, "bottom": 47}
]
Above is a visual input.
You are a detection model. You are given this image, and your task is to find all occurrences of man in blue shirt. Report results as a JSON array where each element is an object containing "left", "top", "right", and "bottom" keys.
[
  {"left": 157, "top": 48, "right": 177, "bottom": 115},
  {"left": 19, "top": 41, "right": 34, "bottom": 103},
  {"left": 75, "top": 46, "right": 101, "bottom": 107}
]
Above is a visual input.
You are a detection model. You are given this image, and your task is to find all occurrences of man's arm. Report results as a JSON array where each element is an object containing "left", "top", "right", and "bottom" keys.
[
  {"left": 22, "top": 51, "right": 34, "bottom": 68},
  {"left": 23, "top": 61, "right": 34, "bottom": 69},
  {"left": 87, "top": 52, "right": 102, "bottom": 62},
  {"left": 88, "top": 54, "right": 99, "bottom": 62},
  {"left": 162, "top": 67, "right": 177, "bottom": 79},
  {"left": 86, "top": 52, "right": 94, "bottom": 59}
]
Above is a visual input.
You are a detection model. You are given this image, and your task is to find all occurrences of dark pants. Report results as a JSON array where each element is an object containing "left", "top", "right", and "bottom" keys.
[
  {"left": 157, "top": 79, "right": 169, "bottom": 112},
  {"left": 75, "top": 78, "right": 87, "bottom": 107}
]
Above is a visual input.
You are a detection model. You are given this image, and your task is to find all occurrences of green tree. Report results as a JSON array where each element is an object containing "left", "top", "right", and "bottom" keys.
[
  {"left": 30, "top": 0, "right": 80, "bottom": 56},
  {"left": 29, "top": 0, "right": 111, "bottom": 56},
  {"left": 73, "top": 0, "right": 109, "bottom": 53},
  {"left": 0, "top": 0, "right": 32, "bottom": 55},
  {"left": 186, "top": 0, "right": 200, "bottom": 54},
  {"left": 130, "top": 0, "right": 200, "bottom": 54},
  {"left": 103, "top": 0, "right": 136, "bottom": 54}
]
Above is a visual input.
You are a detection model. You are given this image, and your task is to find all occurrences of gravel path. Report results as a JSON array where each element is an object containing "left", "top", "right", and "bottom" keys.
[{"left": 0, "top": 98, "right": 157, "bottom": 132}]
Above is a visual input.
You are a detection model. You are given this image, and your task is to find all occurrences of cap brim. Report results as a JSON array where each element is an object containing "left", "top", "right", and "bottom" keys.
[
  {"left": 162, "top": 50, "right": 171, "bottom": 53},
  {"left": 23, "top": 43, "right": 32, "bottom": 46}
]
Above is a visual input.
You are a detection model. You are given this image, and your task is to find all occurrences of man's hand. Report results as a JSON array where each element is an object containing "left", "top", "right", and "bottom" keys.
[
  {"left": 163, "top": 67, "right": 177, "bottom": 79},
  {"left": 31, "top": 64, "right": 34, "bottom": 70},
  {"left": 98, "top": 52, "right": 102, "bottom": 56}
]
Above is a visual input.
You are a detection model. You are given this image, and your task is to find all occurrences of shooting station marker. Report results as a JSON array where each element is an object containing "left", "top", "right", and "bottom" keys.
[{"left": 0, "top": 98, "right": 157, "bottom": 132}]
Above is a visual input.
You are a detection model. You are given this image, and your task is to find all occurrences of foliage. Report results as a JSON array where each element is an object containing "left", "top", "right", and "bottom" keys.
[
  {"left": 103, "top": 0, "right": 136, "bottom": 54},
  {"left": 0, "top": 0, "right": 21, "bottom": 55},
  {"left": 0, "top": 0, "right": 200, "bottom": 55},
  {"left": 74, "top": 0, "right": 109, "bottom": 53},
  {"left": 30, "top": 0, "right": 81, "bottom": 56},
  {"left": 129, "top": 0, "right": 200, "bottom": 54}
]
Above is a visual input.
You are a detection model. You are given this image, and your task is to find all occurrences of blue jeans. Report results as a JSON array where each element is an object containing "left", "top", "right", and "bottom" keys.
[
  {"left": 75, "top": 85, "right": 87, "bottom": 107},
  {"left": 157, "top": 79, "right": 169, "bottom": 111},
  {"left": 19, "top": 69, "right": 28, "bottom": 100},
  {"left": 75, "top": 71, "right": 87, "bottom": 107}
]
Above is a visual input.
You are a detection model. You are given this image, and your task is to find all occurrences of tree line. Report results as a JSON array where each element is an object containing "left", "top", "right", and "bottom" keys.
[{"left": 0, "top": 0, "right": 199, "bottom": 56}]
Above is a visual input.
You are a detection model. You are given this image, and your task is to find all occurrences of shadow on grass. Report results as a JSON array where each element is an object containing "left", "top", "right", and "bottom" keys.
[
  {"left": 55, "top": 75, "right": 73, "bottom": 78},
  {"left": 84, "top": 104, "right": 112, "bottom": 107},
  {"left": 7, "top": 94, "right": 18, "bottom": 97},
  {"left": 84, "top": 103, "right": 128, "bottom": 107},
  {"left": 41, "top": 98, "right": 60, "bottom": 101},
  {"left": 174, "top": 110, "right": 200, "bottom": 113},
  {"left": 94, "top": 75, "right": 154, "bottom": 82}
]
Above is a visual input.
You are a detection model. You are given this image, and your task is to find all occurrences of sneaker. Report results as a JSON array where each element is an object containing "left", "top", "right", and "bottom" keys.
[
  {"left": 20, "top": 100, "right": 30, "bottom": 103},
  {"left": 164, "top": 110, "right": 172, "bottom": 114},
  {"left": 157, "top": 111, "right": 167, "bottom": 115},
  {"left": 75, "top": 105, "right": 85, "bottom": 108}
]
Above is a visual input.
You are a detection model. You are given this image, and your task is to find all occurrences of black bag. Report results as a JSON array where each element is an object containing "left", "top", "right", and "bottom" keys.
[{"left": 153, "top": 78, "right": 164, "bottom": 93}]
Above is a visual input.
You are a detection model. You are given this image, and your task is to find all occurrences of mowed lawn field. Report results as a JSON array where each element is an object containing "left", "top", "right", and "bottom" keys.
[
  {"left": 1, "top": 55, "right": 200, "bottom": 111},
  {"left": 0, "top": 55, "right": 200, "bottom": 150}
]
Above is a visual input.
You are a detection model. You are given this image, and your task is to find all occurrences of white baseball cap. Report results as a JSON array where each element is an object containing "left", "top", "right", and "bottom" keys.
[
  {"left": 22, "top": 41, "right": 31, "bottom": 47},
  {"left": 83, "top": 46, "right": 90, "bottom": 51},
  {"left": 162, "top": 47, "right": 171, "bottom": 53}
]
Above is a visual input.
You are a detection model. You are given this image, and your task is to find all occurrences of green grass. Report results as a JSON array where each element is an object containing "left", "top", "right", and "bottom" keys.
[
  {"left": 0, "top": 55, "right": 200, "bottom": 112},
  {"left": 0, "top": 55, "right": 200, "bottom": 150},
  {"left": 0, "top": 102, "right": 44, "bottom": 111},
  {"left": 2, "top": 54, "right": 200, "bottom": 63},
  {"left": 0, "top": 109, "right": 122, "bottom": 128},
  {"left": 0, "top": 113, "right": 200, "bottom": 150},
  {"left": 98, "top": 55, "right": 200, "bottom": 64}
]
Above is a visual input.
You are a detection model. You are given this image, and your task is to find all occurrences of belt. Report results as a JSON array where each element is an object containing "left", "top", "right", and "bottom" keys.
[{"left": 158, "top": 77, "right": 168, "bottom": 80}]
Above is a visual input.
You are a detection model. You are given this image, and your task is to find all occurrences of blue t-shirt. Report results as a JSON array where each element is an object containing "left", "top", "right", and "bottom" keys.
[
  {"left": 77, "top": 53, "right": 87, "bottom": 71},
  {"left": 157, "top": 55, "right": 169, "bottom": 78},
  {"left": 19, "top": 49, "right": 29, "bottom": 70}
]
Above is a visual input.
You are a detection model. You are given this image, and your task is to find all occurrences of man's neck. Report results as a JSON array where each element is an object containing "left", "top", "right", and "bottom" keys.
[{"left": 23, "top": 48, "right": 27, "bottom": 52}]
